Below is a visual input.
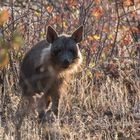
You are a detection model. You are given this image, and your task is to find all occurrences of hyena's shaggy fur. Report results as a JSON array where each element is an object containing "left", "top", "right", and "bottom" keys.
[{"left": 19, "top": 25, "right": 83, "bottom": 120}]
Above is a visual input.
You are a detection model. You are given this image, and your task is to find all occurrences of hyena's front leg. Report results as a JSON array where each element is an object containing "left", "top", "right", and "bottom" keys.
[
  {"left": 50, "top": 90, "right": 60, "bottom": 116},
  {"left": 38, "top": 95, "right": 51, "bottom": 122},
  {"left": 39, "top": 90, "right": 60, "bottom": 122},
  {"left": 16, "top": 95, "right": 35, "bottom": 140}
]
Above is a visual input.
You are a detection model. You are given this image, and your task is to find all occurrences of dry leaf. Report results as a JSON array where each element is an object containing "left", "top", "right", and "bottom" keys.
[
  {"left": 0, "top": 49, "right": 9, "bottom": 68},
  {"left": 92, "top": 7, "right": 103, "bottom": 19},
  {"left": 11, "top": 34, "right": 24, "bottom": 51},
  {"left": 94, "top": 0, "right": 101, "bottom": 4},
  {"left": 46, "top": 5, "right": 53, "bottom": 13},
  {"left": 93, "top": 35, "right": 100, "bottom": 40},
  {"left": 0, "top": 9, "right": 9, "bottom": 26},
  {"left": 123, "top": 0, "right": 134, "bottom": 6}
]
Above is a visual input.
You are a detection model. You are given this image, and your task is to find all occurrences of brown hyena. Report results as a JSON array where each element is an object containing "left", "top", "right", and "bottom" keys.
[{"left": 19, "top": 25, "right": 83, "bottom": 121}]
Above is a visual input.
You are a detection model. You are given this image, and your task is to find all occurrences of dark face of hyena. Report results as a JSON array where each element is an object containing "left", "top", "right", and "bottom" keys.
[
  {"left": 47, "top": 26, "right": 83, "bottom": 70},
  {"left": 51, "top": 36, "right": 79, "bottom": 69}
]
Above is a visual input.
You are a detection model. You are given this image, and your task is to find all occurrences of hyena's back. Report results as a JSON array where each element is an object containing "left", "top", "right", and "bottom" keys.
[{"left": 19, "top": 40, "right": 53, "bottom": 96}]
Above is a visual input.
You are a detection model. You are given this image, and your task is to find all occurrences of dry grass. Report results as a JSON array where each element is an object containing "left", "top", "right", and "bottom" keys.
[{"left": 1, "top": 61, "right": 140, "bottom": 140}]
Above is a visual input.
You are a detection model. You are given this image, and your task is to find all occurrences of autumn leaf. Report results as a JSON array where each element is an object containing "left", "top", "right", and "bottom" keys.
[
  {"left": 17, "top": 22, "right": 26, "bottom": 33},
  {"left": 87, "top": 35, "right": 93, "bottom": 41},
  {"left": 94, "top": 0, "right": 101, "bottom": 4},
  {"left": 131, "top": 11, "right": 137, "bottom": 20},
  {"left": 40, "top": 31, "right": 45, "bottom": 38},
  {"left": 93, "top": 35, "right": 100, "bottom": 40},
  {"left": 122, "top": 25, "right": 129, "bottom": 31},
  {"left": 104, "top": 45, "right": 112, "bottom": 54},
  {"left": 66, "top": 0, "right": 77, "bottom": 6},
  {"left": 34, "top": 11, "right": 41, "bottom": 17},
  {"left": 46, "top": 5, "right": 53, "bottom": 13},
  {"left": 95, "top": 71, "right": 103, "bottom": 79},
  {"left": 62, "top": 21, "right": 67, "bottom": 28},
  {"left": 103, "top": 27, "right": 110, "bottom": 33},
  {"left": 91, "top": 43, "right": 97, "bottom": 53},
  {"left": 89, "top": 62, "right": 95, "bottom": 68},
  {"left": 11, "top": 33, "right": 24, "bottom": 51},
  {"left": 0, "top": 9, "right": 9, "bottom": 26},
  {"left": 123, "top": 0, "right": 134, "bottom": 6},
  {"left": 92, "top": 7, "right": 103, "bottom": 19},
  {"left": 108, "top": 34, "right": 114, "bottom": 40},
  {"left": 122, "top": 34, "right": 131, "bottom": 46},
  {"left": 0, "top": 49, "right": 9, "bottom": 68},
  {"left": 86, "top": 69, "right": 92, "bottom": 78},
  {"left": 132, "top": 27, "right": 139, "bottom": 33}
]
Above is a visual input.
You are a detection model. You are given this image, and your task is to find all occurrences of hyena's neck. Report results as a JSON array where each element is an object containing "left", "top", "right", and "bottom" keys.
[
  {"left": 40, "top": 44, "right": 70, "bottom": 79},
  {"left": 40, "top": 44, "right": 51, "bottom": 65}
]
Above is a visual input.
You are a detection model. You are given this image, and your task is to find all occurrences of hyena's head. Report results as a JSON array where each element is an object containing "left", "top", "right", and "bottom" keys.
[{"left": 46, "top": 25, "right": 83, "bottom": 72}]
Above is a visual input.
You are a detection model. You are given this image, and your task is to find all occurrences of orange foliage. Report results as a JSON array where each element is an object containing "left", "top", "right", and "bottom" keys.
[
  {"left": 66, "top": 0, "right": 77, "bottom": 6},
  {"left": 123, "top": 0, "right": 134, "bottom": 6},
  {"left": 0, "top": 9, "right": 9, "bottom": 26},
  {"left": 94, "top": 0, "right": 101, "bottom": 4},
  {"left": 91, "top": 43, "right": 97, "bottom": 53},
  {"left": 0, "top": 49, "right": 9, "bottom": 68},
  {"left": 92, "top": 7, "right": 103, "bottom": 19},
  {"left": 46, "top": 5, "right": 53, "bottom": 13}
]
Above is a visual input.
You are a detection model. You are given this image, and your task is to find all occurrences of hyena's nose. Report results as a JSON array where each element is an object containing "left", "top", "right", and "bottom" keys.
[{"left": 63, "top": 59, "right": 70, "bottom": 68}]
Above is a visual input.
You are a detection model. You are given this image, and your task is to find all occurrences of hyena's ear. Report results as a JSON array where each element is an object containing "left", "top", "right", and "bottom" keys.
[
  {"left": 72, "top": 25, "right": 83, "bottom": 43},
  {"left": 47, "top": 26, "right": 58, "bottom": 43}
]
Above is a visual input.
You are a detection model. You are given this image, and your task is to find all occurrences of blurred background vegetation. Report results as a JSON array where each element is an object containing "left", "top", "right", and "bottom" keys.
[{"left": 0, "top": 0, "right": 140, "bottom": 140}]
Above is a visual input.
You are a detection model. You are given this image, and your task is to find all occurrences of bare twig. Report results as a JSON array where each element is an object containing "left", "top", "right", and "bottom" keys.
[{"left": 108, "top": 0, "right": 120, "bottom": 58}]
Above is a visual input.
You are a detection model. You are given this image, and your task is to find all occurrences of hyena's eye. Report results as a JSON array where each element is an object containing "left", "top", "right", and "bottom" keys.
[
  {"left": 69, "top": 49, "right": 77, "bottom": 56},
  {"left": 53, "top": 49, "right": 61, "bottom": 55}
]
